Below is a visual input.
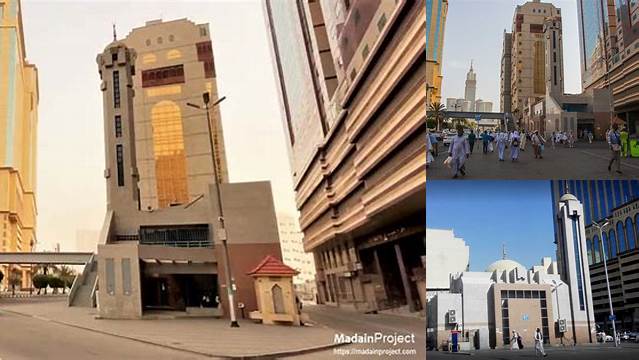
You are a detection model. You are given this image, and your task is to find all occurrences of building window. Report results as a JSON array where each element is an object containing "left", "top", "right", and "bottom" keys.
[
  {"left": 617, "top": 222, "right": 627, "bottom": 252},
  {"left": 200, "top": 27, "right": 207, "bottom": 37},
  {"left": 146, "top": 39, "right": 151, "bottom": 46},
  {"left": 113, "top": 71, "right": 121, "bottom": 108},
  {"left": 112, "top": 52, "right": 118, "bottom": 62},
  {"left": 115, "top": 115, "right": 122, "bottom": 138},
  {"left": 116, "top": 144, "right": 124, "bottom": 187},
  {"left": 571, "top": 218, "right": 585, "bottom": 311},
  {"left": 169, "top": 34, "right": 174, "bottom": 42},
  {"left": 141, "top": 65, "right": 185, "bottom": 88},
  {"left": 609, "top": 230, "right": 617, "bottom": 257},
  {"left": 362, "top": 44, "right": 369, "bottom": 59},
  {"left": 377, "top": 13, "right": 387, "bottom": 31},
  {"left": 157, "top": 36, "right": 163, "bottom": 44},
  {"left": 626, "top": 218, "right": 636, "bottom": 249}
]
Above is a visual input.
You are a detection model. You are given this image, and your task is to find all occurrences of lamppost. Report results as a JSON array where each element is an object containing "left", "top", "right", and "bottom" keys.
[
  {"left": 187, "top": 93, "right": 239, "bottom": 328},
  {"left": 592, "top": 219, "right": 617, "bottom": 346},
  {"left": 551, "top": 280, "right": 565, "bottom": 345}
]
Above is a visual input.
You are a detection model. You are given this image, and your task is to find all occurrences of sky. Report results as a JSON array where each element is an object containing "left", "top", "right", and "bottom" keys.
[
  {"left": 441, "top": 0, "right": 581, "bottom": 106},
  {"left": 20, "top": 0, "right": 297, "bottom": 251},
  {"left": 426, "top": 180, "right": 556, "bottom": 271}
]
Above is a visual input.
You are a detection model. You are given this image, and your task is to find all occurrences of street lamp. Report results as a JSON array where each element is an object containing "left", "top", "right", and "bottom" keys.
[
  {"left": 187, "top": 93, "right": 239, "bottom": 328},
  {"left": 592, "top": 219, "right": 617, "bottom": 347},
  {"left": 551, "top": 280, "right": 565, "bottom": 346}
]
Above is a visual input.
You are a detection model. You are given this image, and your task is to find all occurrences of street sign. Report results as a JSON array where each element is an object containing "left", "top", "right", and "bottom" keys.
[
  {"left": 609, "top": 315, "right": 616, "bottom": 321},
  {"left": 522, "top": 314, "right": 529, "bottom": 321}
]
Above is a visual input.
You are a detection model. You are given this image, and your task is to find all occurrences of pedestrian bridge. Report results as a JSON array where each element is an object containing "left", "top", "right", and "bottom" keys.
[
  {"left": 0, "top": 252, "right": 94, "bottom": 265},
  {"left": 427, "top": 110, "right": 507, "bottom": 119}
]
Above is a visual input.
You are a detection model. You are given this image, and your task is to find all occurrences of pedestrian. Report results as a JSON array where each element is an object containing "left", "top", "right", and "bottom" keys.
[
  {"left": 608, "top": 124, "right": 623, "bottom": 174},
  {"left": 588, "top": 130, "right": 593, "bottom": 144},
  {"left": 468, "top": 129, "right": 476, "bottom": 154},
  {"left": 426, "top": 131, "right": 434, "bottom": 168},
  {"left": 496, "top": 129, "right": 508, "bottom": 161},
  {"left": 510, "top": 131, "right": 521, "bottom": 161},
  {"left": 621, "top": 126, "right": 629, "bottom": 158},
  {"left": 568, "top": 131, "right": 575, "bottom": 148},
  {"left": 532, "top": 130, "right": 545, "bottom": 159},
  {"left": 488, "top": 131, "right": 497, "bottom": 152},
  {"left": 429, "top": 131, "right": 439, "bottom": 157},
  {"left": 510, "top": 331, "right": 519, "bottom": 350},
  {"left": 520, "top": 130, "right": 527, "bottom": 151},
  {"left": 517, "top": 333, "right": 524, "bottom": 349},
  {"left": 447, "top": 125, "right": 470, "bottom": 178},
  {"left": 534, "top": 328, "right": 547, "bottom": 357},
  {"left": 481, "top": 130, "right": 490, "bottom": 154}
]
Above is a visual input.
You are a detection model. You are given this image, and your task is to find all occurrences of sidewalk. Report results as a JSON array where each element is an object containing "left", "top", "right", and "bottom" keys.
[{"left": 0, "top": 299, "right": 344, "bottom": 359}]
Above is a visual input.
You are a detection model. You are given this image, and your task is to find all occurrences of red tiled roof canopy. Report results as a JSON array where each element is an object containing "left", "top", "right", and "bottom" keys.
[{"left": 247, "top": 255, "right": 299, "bottom": 277}]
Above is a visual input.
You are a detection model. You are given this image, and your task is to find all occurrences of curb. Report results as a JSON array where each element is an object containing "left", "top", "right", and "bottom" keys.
[{"left": 0, "top": 308, "right": 346, "bottom": 359}]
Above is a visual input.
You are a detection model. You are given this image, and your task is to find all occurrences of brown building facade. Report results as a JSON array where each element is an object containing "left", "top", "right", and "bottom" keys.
[{"left": 266, "top": 0, "right": 425, "bottom": 314}]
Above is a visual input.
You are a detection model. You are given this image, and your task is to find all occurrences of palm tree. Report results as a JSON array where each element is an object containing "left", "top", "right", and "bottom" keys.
[
  {"left": 54, "top": 265, "right": 75, "bottom": 294},
  {"left": 428, "top": 102, "right": 447, "bottom": 131}
]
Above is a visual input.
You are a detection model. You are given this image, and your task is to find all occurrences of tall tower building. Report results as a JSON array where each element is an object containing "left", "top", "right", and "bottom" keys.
[
  {"left": 426, "top": 0, "right": 448, "bottom": 105},
  {"left": 544, "top": 16, "right": 565, "bottom": 100},
  {"left": 121, "top": 19, "right": 228, "bottom": 210},
  {"left": 464, "top": 61, "right": 476, "bottom": 104},
  {"left": 266, "top": 1, "right": 426, "bottom": 313},
  {"left": 556, "top": 193, "right": 596, "bottom": 344},
  {"left": 507, "top": 0, "right": 561, "bottom": 114},
  {"left": 500, "top": 31, "right": 513, "bottom": 113},
  {"left": 0, "top": 0, "right": 38, "bottom": 290},
  {"left": 577, "top": 0, "right": 617, "bottom": 92}
]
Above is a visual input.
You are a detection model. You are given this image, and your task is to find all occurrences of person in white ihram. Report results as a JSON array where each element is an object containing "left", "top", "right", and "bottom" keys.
[
  {"left": 447, "top": 125, "right": 470, "bottom": 178},
  {"left": 510, "top": 330, "right": 519, "bottom": 350},
  {"left": 534, "top": 328, "right": 547, "bottom": 357}
]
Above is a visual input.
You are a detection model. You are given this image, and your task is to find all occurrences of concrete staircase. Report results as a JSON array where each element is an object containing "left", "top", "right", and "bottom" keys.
[{"left": 68, "top": 257, "right": 98, "bottom": 307}]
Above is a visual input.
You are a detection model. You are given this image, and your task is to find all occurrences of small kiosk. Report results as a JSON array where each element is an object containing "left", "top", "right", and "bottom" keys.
[{"left": 247, "top": 255, "right": 301, "bottom": 326}]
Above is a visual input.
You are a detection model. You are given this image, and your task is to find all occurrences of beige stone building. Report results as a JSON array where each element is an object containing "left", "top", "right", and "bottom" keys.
[
  {"left": 85, "top": 27, "right": 282, "bottom": 319},
  {"left": 121, "top": 19, "right": 228, "bottom": 210},
  {"left": 0, "top": 0, "right": 38, "bottom": 290},
  {"left": 277, "top": 213, "right": 316, "bottom": 301},
  {"left": 504, "top": 0, "right": 561, "bottom": 116},
  {"left": 266, "top": 1, "right": 425, "bottom": 314}
]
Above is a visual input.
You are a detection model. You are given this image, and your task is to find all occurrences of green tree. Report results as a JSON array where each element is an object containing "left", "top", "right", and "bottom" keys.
[
  {"left": 9, "top": 269, "right": 22, "bottom": 296},
  {"left": 48, "top": 276, "right": 65, "bottom": 294},
  {"left": 32, "top": 274, "right": 49, "bottom": 295},
  {"left": 428, "top": 102, "right": 447, "bottom": 131},
  {"left": 54, "top": 266, "right": 76, "bottom": 294}
]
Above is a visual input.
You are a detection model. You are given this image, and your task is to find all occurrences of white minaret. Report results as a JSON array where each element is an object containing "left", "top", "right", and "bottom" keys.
[
  {"left": 464, "top": 61, "right": 477, "bottom": 104},
  {"left": 97, "top": 41, "right": 139, "bottom": 212},
  {"left": 556, "top": 193, "right": 595, "bottom": 344}
]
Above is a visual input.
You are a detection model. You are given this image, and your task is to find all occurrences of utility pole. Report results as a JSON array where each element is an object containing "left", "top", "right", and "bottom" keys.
[{"left": 187, "top": 94, "right": 238, "bottom": 327}]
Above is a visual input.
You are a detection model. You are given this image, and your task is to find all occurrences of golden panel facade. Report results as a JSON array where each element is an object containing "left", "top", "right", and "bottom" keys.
[{"left": 150, "top": 101, "right": 189, "bottom": 207}]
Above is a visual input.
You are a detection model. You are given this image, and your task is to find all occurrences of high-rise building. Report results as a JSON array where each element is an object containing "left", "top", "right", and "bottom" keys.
[
  {"left": 0, "top": 0, "right": 38, "bottom": 290},
  {"left": 464, "top": 61, "right": 476, "bottom": 104},
  {"left": 92, "top": 36, "right": 282, "bottom": 319},
  {"left": 277, "top": 213, "right": 316, "bottom": 300},
  {"left": 266, "top": 0, "right": 426, "bottom": 313},
  {"left": 120, "top": 19, "right": 228, "bottom": 210},
  {"left": 426, "top": 0, "right": 448, "bottom": 105},
  {"left": 505, "top": 0, "right": 561, "bottom": 115},
  {"left": 609, "top": 1, "right": 639, "bottom": 134},
  {"left": 577, "top": 0, "right": 617, "bottom": 92},
  {"left": 552, "top": 180, "right": 639, "bottom": 331},
  {"left": 500, "top": 31, "right": 513, "bottom": 114}
]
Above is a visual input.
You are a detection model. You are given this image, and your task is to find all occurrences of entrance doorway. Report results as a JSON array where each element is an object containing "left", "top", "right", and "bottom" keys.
[{"left": 141, "top": 273, "right": 218, "bottom": 311}]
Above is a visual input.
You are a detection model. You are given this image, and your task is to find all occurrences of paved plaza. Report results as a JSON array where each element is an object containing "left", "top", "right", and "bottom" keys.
[
  {"left": 0, "top": 297, "right": 423, "bottom": 359},
  {"left": 427, "top": 141, "right": 639, "bottom": 179},
  {"left": 427, "top": 343, "right": 639, "bottom": 359},
  {"left": 285, "top": 305, "right": 424, "bottom": 359}
]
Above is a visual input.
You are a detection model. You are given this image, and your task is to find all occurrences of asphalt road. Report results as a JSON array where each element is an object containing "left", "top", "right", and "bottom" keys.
[
  {"left": 426, "top": 343, "right": 639, "bottom": 359},
  {"left": 0, "top": 309, "right": 211, "bottom": 360},
  {"left": 427, "top": 141, "right": 639, "bottom": 179},
  {"left": 285, "top": 305, "right": 425, "bottom": 359}
]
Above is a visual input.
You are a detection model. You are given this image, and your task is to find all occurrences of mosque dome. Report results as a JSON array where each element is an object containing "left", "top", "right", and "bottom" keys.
[
  {"left": 560, "top": 193, "right": 578, "bottom": 202},
  {"left": 486, "top": 259, "right": 526, "bottom": 273}
]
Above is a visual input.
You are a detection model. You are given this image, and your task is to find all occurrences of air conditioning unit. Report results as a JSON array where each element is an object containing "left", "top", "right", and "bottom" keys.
[
  {"left": 558, "top": 319, "right": 566, "bottom": 333},
  {"left": 449, "top": 310, "right": 457, "bottom": 324}
]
